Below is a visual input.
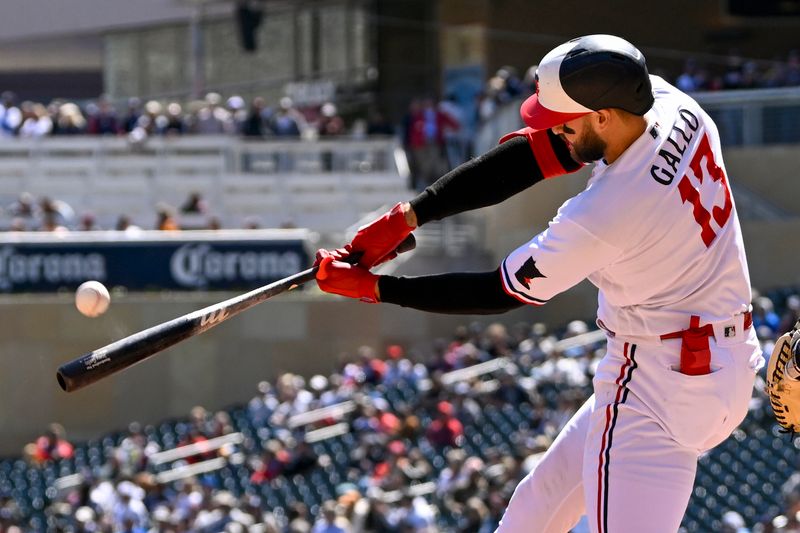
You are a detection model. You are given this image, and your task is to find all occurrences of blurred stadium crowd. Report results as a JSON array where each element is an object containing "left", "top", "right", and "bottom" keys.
[
  {"left": 0, "top": 287, "right": 795, "bottom": 533},
  {"left": 0, "top": 48, "right": 797, "bottom": 142},
  {"left": 2, "top": 47, "right": 799, "bottom": 234},
  {"left": 0, "top": 43, "right": 799, "bottom": 533}
]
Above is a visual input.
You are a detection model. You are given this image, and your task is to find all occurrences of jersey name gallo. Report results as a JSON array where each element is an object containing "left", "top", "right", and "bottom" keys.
[{"left": 650, "top": 107, "right": 699, "bottom": 186}]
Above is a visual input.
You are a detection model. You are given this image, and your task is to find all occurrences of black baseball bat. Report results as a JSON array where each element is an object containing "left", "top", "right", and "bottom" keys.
[{"left": 56, "top": 235, "right": 416, "bottom": 392}]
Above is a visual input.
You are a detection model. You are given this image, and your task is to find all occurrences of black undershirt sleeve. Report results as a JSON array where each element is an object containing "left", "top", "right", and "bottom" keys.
[
  {"left": 378, "top": 269, "right": 525, "bottom": 314},
  {"left": 382, "top": 131, "right": 577, "bottom": 313},
  {"left": 409, "top": 131, "right": 576, "bottom": 226}
]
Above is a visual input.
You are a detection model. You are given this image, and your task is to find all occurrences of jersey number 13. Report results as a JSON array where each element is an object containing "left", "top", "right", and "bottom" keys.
[{"left": 677, "top": 133, "right": 733, "bottom": 248}]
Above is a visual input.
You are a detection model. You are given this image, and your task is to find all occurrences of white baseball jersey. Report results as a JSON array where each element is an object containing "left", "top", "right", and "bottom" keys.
[{"left": 501, "top": 76, "right": 752, "bottom": 337}]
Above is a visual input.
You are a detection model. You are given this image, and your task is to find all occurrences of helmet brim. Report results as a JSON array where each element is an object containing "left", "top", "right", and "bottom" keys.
[{"left": 520, "top": 92, "right": 592, "bottom": 131}]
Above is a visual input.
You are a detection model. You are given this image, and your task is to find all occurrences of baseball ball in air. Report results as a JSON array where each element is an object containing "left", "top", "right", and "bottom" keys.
[{"left": 75, "top": 281, "right": 111, "bottom": 317}]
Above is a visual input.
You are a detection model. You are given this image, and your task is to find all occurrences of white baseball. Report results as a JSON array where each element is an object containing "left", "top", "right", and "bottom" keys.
[{"left": 75, "top": 281, "right": 111, "bottom": 317}]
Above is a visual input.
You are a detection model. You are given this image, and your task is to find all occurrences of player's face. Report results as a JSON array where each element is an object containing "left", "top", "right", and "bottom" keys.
[{"left": 552, "top": 115, "right": 607, "bottom": 164}]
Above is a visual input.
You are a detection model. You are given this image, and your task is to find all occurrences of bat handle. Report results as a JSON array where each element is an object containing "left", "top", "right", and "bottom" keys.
[{"left": 292, "top": 233, "right": 417, "bottom": 288}]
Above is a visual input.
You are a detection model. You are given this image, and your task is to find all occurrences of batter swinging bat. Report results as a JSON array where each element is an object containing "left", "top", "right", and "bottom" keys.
[{"left": 56, "top": 235, "right": 416, "bottom": 392}]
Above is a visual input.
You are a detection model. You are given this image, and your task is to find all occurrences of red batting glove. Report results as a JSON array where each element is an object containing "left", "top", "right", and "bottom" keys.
[
  {"left": 347, "top": 202, "right": 414, "bottom": 268},
  {"left": 315, "top": 250, "right": 380, "bottom": 303}
]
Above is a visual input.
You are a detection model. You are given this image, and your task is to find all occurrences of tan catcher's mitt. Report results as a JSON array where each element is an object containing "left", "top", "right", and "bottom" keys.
[{"left": 767, "top": 320, "right": 800, "bottom": 432}]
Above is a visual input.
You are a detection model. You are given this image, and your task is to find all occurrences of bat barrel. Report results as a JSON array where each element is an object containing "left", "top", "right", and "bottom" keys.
[
  {"left": 57, "top": 345, "right": 156, "bottom": 393},
  {"left": 57, "top": 351, "right": 118, "bottom": 392},
  {"left": 57, "top": 317, "right": 199, "bottom": 392},
  {"left": 57, "top": 357, "right": 92, "bottom": 392}
]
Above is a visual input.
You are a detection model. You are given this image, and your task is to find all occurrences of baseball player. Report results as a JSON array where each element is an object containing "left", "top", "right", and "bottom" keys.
[{"left": 315, "top": 35, "right": 763, "bottom": 532}]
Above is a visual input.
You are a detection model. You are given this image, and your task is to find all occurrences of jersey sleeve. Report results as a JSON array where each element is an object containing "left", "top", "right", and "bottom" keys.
[
  {"left": 500, "top": 213, "right": 623, "bottom": 305},
  {"left": 499, "top": 127, "right": 582, "bottom": 179}
]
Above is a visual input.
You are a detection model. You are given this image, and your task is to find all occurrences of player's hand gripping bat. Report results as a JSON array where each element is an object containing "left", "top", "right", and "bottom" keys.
[{"left": 56, "top": 235, "right": 416, "bottom": 392}]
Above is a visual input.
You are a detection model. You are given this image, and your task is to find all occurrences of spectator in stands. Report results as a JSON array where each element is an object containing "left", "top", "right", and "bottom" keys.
[
  {"left": 180, "top": 191, "right": 209, "bottom": 215},
  {"left": 155, "top": 204, "right": 180, "bottom": 231},
  {"left": 6, "top": 192, "right": 39, "bottom": 222},
  {"left": 87, "top": 95, "right": 121, "bottom": 135},
  {"left": 26, "top": 423, "right": 74, "bottom": 464},
  {"left": 491, "top": 367, "right": 529, "bottom": 406},
  {"left": 495, "top": 66, "right": 525, "bottom": 101},
  {"left": 459, "top": 497, "right": 490, "bottom": 533},
  {"left": 482, "top": 322, "right": 512, "bottom": 358},
  {"left": 720, "top": 510, "right": 749, "bottom": 533},
  {"left": 40, "top": 196, "right": 75, "bottom": 230},
  {"left": 720, "top": 51, "right": 760, "bottom": 90},
  {"left": 780, "top": 293, "right": 800, "bottom": 334},
  {"left": 40, "top": 211, "right": 66, "bottom": 232},
  {"left": 424, "top": 400, "right": 463, "bottom": 449},
  {"left": 227, "top": 95, "right": 248, "bottom": 135},
  {"left": 194, "top": 92, "right": 233, "bottom": 134},
  {"left": 45, "top": 98, "right": 64, "bottom": 134},
  {"left": 162, "top": 102, "right": 186, "bottom": 136},
  {"left": 122, "top": 97, "right": 143, "bottom": 133},
  {"left": 243, "top": 216, "right": 263, "bottom": 229},
  {"left": 675, "top": 58, "right": 710, "bottom": 93},
  {"left": 439, "top": 94, "right": 468, "bottom": 168},
  {"left": 138, "top": 100, "right": 164, "bottom": 136},
  {"left": 284, "top": 439, "right": 318, "bottom": 476},
  {"left": 78, "top": 212, "right": 98, "bottom": 231},
  {"left": 269, "top": 97, "right": 305, "bottom": 138},
  {"left": 54, "top": 102, "right": 87, "bottom": 135},
  {"left": 753, "top": 295, "right": 781, "bottom": 335},
  {"left": 0, "top": 91, "right": 22, "bottom": 138},
  {"left": 250, "top": 439, "right": 288, "bottom": 484},
  {"left": 114, "top": 422, "right": 159, "bottom": 478},
  {"left": 203, "top": 215, "right": 222, "bottom": 230},
  {"left": 194, "top": 490, "right": 238, "bottom": 532},
  {"left": 396, "top": 444, "right": 432, "bottom": 484},
  {"left": 479, "top": 490, "right": 509, "bottom": 533},
  {"left": 436, "top": 448, "right": 468, "bottom": 498},
  {"left": 247, "top": 380, "right": 277, "bottom": 427},
  {"left": 311, "top": 500, "right": 351, "bottom": 533},
  {"left": 111, "top": 482, "right": 149, "bottom": 531},
  {"left": 242, "top": 96, "right": 269, "bottom": 138},
  {"left": 370, "top": 397, "right": 402, "bottom": 436},
  {"left": 116, "top": 214, "right": 143, "bottom": 235},
  {"left": 171, "top": 479, "right": 203, "bottom": 523},
  {"left": 287, "top": 502, "right": 313, "bottom": 533},
  {"left": 403, "top": 97, "right": 458, "bottom": 191},
  {"left": 317, "top": 102, "right": 346, "bottom": 137},
  {"left": 18, "top": 101, "right": 53, "bottom": 138}
]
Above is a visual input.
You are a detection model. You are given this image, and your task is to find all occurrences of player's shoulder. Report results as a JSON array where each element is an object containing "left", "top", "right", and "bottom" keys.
[
  {"left": 650, "top": 75, "right": 689, "bottom": 99},
  {"left": 650, "top": 75, "right": 705, "bottom": 116}
]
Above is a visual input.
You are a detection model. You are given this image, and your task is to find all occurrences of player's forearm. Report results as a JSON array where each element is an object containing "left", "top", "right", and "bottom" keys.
[{"left": 377, "top": 269, "right": 525, "bottom": 314}]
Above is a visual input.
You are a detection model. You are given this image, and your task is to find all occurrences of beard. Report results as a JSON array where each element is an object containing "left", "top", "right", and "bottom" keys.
[{"left": 572, "top": 126, "right": 606, "bottom": 163}]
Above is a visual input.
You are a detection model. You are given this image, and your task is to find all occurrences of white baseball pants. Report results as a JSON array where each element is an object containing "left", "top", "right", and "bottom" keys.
[{"left": 496, "top": 329, "right": 761, "bottom": 533}]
